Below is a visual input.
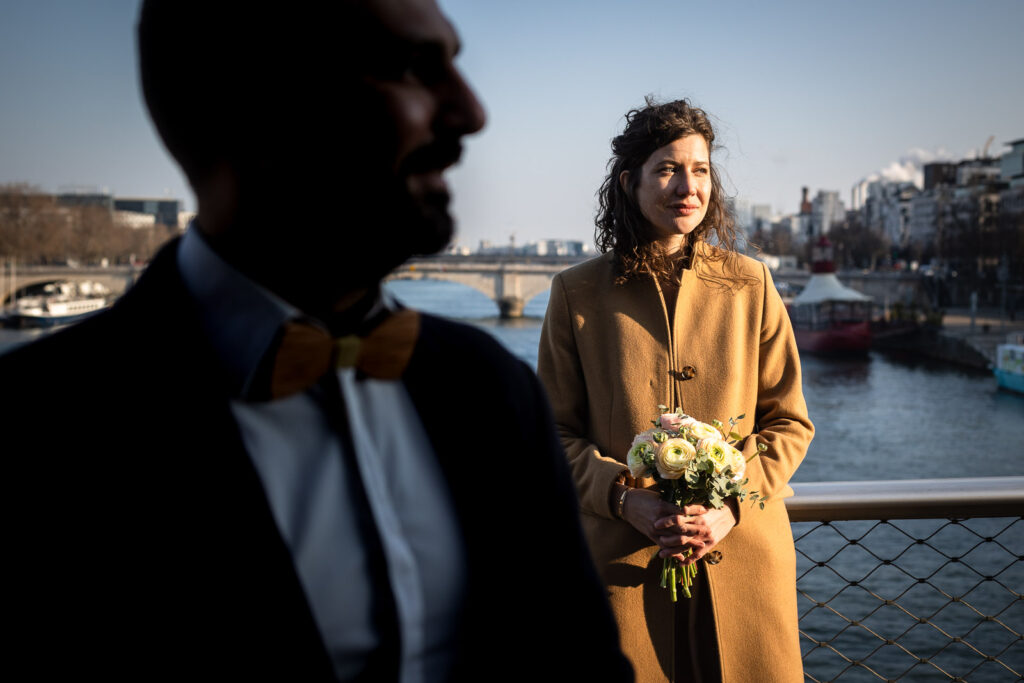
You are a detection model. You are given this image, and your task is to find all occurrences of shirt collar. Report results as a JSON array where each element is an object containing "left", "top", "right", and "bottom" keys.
[
  {"left": 178, "top": 225, "right": 301, "bottom": 397},
  {"left": 177, "top": 223, "right": 399, "bottom": 398}
]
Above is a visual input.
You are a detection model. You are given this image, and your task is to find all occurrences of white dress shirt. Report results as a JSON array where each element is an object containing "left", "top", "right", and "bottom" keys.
[{"left": 177, "top": 227, "right": 466, "bottom": 682}]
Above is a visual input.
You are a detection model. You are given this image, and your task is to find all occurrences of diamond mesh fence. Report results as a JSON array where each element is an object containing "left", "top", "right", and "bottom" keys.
[{"left": 794, "top": 517, "right": 1023, "bottom": 682}]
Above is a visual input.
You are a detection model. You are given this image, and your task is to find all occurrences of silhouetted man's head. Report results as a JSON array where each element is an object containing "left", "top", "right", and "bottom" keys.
[{"left": 138, "top": 0, "right": 485, "bottom": 311}]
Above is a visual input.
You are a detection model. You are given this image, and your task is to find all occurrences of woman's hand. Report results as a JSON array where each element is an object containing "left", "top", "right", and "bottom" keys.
[
  {"left": 665, "top": 499, "right": 738, "bottom": 564},
  {"left": 621, "top": 488, "right": 709, "bottom": 559},
  {"left": 621, "top": 489, "right": 739, "bottom": 564}
]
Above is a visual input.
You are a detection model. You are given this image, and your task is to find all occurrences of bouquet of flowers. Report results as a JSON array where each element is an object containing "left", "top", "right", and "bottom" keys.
[{"left": 626, "top": 406, "right": 768, "bottom": 601}]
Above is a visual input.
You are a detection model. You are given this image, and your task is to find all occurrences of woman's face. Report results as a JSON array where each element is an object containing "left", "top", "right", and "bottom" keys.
[{"left": 622, "top": 134, "right": 712, "bottom": 252}]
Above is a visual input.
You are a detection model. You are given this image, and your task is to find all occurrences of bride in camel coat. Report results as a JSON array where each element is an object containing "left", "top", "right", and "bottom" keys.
[{"left": 538, "top": 99, "right": 814, "bottom": 683}]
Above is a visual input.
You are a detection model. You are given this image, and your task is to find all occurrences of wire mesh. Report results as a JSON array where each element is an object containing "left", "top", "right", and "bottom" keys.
[{"left": 794, "top": 516, "right": 1023, "bottom": 682}]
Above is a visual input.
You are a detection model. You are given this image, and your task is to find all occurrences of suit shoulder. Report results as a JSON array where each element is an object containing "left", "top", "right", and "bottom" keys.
[
  {"left": 414, "top": 312, "right": 528, "bottom": 375},
  {"left": 0, "top": 307, "right": 122, "bottom": 382}
]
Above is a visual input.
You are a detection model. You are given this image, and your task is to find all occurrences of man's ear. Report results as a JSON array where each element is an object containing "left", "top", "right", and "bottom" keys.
[{"left": 619, "top": 170, "right": 630, "bottom": 194}]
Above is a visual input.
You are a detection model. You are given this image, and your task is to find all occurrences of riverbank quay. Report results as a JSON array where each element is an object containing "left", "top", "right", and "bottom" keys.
[{"left": 873, "top": 307, "right": 1024, "bottom": 371}]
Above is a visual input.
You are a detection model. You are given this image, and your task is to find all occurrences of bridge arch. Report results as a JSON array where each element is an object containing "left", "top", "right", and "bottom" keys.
[
  {"left": 386, "top": 259, "right": 570, "bottom": 318},
  {"left": 2, "top": 266, "right": 137, "bottom": 305}
]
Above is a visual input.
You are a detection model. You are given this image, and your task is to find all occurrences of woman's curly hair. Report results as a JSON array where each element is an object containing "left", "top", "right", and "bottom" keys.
[{"left": 596, "top": 97, "right": 745, "bottom": 284}]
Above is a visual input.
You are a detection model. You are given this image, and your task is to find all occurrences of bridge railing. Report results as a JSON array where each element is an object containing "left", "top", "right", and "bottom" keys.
[{"left": 787, "top": 477, "right": 1023, "bottom": 682}]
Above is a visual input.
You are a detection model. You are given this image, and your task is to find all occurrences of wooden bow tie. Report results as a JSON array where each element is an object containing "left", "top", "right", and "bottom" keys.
[{"left": 268, "top": 309, "right": 420, "bottom": 400}]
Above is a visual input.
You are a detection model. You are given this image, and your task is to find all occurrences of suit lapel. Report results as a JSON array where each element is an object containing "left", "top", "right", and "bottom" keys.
[{"left": 115, "top": 239, "right": 337, "bottom": 678}]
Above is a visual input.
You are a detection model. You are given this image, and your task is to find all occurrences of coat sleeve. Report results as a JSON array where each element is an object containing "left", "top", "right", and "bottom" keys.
[
  {"left": 737, "top": 263, "right": 814, "bottom": 519},
  {"left": 537, "top": 273, "right": 628, "bottom": 519}
]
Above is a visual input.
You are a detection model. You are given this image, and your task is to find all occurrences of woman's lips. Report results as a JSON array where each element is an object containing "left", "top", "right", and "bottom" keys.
[{"left": 671, "top": 204, "right": 700, "bottom": 215}]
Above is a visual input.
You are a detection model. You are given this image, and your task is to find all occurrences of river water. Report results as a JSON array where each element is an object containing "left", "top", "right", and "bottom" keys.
[
  {"left": 3, "top": 278, "right": 1021, "bottom": 680},
  {"left": 4, "top": 279, "right": 1021, "bottom": 477},
  {"left": 380, "top": 280, "right": 1024, "bottom": 481}
]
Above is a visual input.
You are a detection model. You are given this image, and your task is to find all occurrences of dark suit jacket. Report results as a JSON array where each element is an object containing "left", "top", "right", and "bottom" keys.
[{"left": 2, "top": 240, "right": 632, "bottom": 681}]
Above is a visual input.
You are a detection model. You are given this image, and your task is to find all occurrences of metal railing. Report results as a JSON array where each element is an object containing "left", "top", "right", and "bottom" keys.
[{"left": 787, "top": 477, "right": 1024, "bottom": 682}]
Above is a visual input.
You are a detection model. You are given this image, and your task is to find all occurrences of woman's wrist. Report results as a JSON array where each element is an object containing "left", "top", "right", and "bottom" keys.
[
  {"left": 611, "top": 482, "right": 631, "bottom": 519},
  {"left": 616, "top": 486, "right": 631, "bottom": 519}
]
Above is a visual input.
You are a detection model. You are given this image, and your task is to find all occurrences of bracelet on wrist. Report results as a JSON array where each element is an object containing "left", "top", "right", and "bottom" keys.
[{"left": 616, "top": 487, "right": 630, "bottom": 519}]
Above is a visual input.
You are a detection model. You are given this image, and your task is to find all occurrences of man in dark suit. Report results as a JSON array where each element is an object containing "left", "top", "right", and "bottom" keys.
[{"left": 2, "top": 1, "right": 632, "bottom": 680}]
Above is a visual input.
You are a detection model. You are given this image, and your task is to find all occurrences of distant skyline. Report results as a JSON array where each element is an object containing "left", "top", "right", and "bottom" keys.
[{"left": 1, "top": 0, "right": 1021, "bottom": 249}]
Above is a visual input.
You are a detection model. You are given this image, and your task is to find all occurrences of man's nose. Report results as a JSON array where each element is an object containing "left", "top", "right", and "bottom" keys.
[{"left": 441, "top": 68, "right": 486, "bottom": 136}]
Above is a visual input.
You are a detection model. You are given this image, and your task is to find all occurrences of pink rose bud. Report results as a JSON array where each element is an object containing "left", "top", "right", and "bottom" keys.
[{"left": 659, "top": 413, "right": 682, "bottom": 431}]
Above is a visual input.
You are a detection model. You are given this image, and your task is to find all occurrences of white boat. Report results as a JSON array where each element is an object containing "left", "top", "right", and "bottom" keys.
[{"left": 4, "top": 280, "right": 111, "bottom": 329}]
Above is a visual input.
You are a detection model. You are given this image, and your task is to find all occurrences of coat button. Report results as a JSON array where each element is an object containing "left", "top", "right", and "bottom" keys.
[{"left": 681, "top": 365, "right": 697, "bottom": 380}]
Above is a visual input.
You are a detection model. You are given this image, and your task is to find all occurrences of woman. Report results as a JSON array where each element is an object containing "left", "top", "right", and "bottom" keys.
[{"left": 538, "top": 99, "right": 814, "bottom": 682}]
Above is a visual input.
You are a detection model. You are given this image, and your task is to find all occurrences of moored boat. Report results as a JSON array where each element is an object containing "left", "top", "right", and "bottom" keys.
[
  {"left": 788, "top": 237, "right": 873, "bottom": 354},
  {"left": 3, "top": 280, "right": 111, "bottom": 329},
  {"left": 995, "top": 343, "right": 1024, "bottom": 394}
]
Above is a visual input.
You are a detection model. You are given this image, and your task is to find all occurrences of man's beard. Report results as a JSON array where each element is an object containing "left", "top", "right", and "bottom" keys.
[
  {"left": 232, "top": 137, "right": 462, "bottom": 309},
  {"left": 393, "top": 137, "right": 464, "bottom": 257},
  {"left": 341, "top": 175, "right": 454, "bottom": 284}
]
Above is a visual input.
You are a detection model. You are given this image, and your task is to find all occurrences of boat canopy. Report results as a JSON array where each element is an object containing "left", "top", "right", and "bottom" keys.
[{"left": 791, "top": 273, "right": 872, "bottom": 305}]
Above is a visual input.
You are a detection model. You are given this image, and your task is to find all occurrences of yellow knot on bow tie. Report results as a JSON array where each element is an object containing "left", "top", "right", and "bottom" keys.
[{"left": 267, "top": 309, "right": 420, "bottom": 400}]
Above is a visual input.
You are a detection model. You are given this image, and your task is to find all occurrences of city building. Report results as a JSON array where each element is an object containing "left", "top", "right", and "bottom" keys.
[
  {"left": 475, "top": 238, "right": 590, "bottom": 257},
  {"left": 811, "top": 190, "right": 846, "bottom": 239},
  {"left": 923, "top": 162, "right": 957, "bottom": 190},
  {"left": 113, "top": 198, "right": 180, "bottom": 227},
  {"left": 1000, "top": 138, "right": 1024, "bottom": 188}
]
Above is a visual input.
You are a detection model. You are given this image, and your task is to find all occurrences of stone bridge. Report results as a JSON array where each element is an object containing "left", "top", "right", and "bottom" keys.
[
  {"left": 387, "top": 258, "right": 927, "bottom": 318},
  {"left": 3, "top": 259, "right": 927, "bottom": 318},
  {"left": 2, "top": 264, "right": 139, "bottom": 304},
  {"left": 387, "top": 256, "right": 586, "bottom": 317}
]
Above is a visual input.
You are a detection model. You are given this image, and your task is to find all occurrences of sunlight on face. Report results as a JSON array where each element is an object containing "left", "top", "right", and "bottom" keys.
[{"left": 624, "top": 135, "right": 711, "bottom": 252}]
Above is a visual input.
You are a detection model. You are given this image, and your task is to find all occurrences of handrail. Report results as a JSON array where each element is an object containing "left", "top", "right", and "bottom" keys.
[{"left": 786, "top": 476, "right": 1024, "bottom": 522}]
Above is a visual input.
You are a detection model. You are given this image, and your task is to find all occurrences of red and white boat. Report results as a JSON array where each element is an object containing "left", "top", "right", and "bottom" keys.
[{"left": 788, "top": 238, "right": 872, "bottom": 354}]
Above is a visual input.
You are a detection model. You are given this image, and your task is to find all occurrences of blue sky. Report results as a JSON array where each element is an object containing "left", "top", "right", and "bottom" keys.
[{"left": 2, "top": 0, "right": 1021, "bottom": 249}]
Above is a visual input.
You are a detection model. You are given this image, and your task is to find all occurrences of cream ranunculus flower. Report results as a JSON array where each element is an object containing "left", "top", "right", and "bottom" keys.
[
  {"left": 723, "top": 442, "right": 745, "bottom": 480},
  {"left": 655, "top": 438, "right": 697, "bottom": 480},
  {"left": 627, "top": 440, "right": 655, "bottom": 478},
  {"left": 698, "top": 438, "right": 730, "bottom": 473},
  {"left": 630, "top": 429, "right": 658, "bottom": 449},
  {"left": 687, "top": 421, "right": 723, "bottom": 442}
]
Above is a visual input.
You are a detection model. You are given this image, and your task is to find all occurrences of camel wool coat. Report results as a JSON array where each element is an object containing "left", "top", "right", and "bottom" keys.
[{"left": 538, "top": 243, "right": 814, "bottom": 683}]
